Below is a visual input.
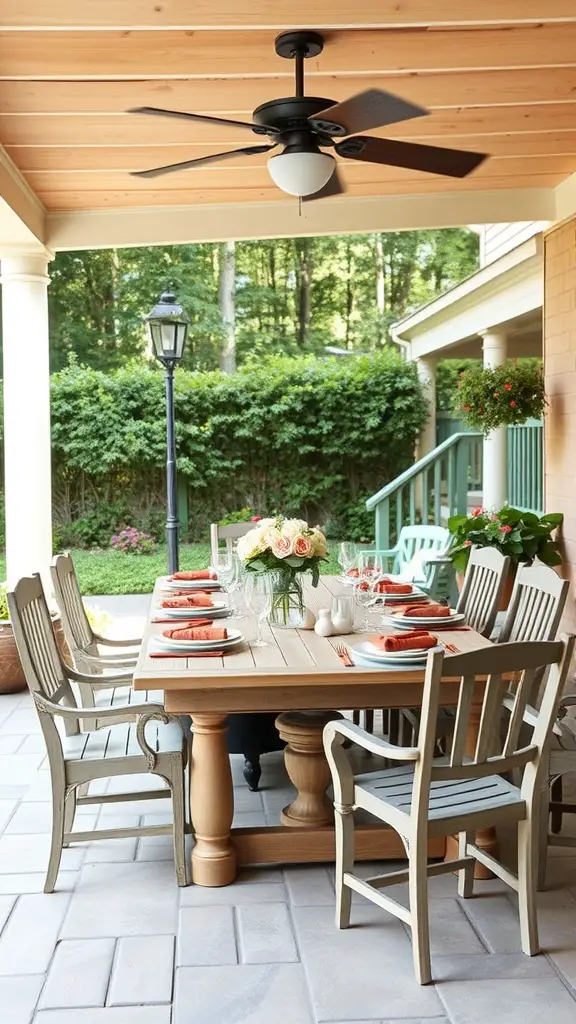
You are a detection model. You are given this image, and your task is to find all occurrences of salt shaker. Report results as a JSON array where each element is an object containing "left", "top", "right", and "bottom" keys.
[
  {"left": 331, "top": 594, "right": 355, "bottom": 634},
  {"left": 314, "top": 608, "right": 334, "bottom": 637}
]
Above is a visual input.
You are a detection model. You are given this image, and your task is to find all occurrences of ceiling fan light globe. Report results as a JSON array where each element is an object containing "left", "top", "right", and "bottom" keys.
[{"left": 267, "top": 150, "right": 335, "bottom": 197}]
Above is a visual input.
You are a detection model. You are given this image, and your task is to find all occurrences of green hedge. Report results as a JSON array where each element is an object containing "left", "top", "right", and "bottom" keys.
[{"left": 36, "top": 353, "right": 427, "bottom": 545}]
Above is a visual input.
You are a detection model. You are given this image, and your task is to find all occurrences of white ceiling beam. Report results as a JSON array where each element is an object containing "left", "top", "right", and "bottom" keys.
[
  {"left": 0, "top": 145, "right": 45, "bottom": 244},
  {"left": 45, "top": 185, "right": 557, "bottom": 251}
]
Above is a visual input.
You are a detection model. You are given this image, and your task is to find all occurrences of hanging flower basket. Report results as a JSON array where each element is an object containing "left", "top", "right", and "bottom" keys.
[{"left": 456, "top": 361, "right": 546, "bottom": 435}]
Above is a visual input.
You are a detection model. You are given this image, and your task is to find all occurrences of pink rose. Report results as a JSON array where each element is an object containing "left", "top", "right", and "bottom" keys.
[
  {"left": 293, "top": 535, "right": 313, "bottom": 558},
  {"left": 272, "top": 536, "right": 292, "bottom": 559}
]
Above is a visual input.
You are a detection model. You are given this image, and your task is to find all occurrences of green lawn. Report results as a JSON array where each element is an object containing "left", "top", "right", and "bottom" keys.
[{"left": 0, "top": 544, "right": 343, "bottom": 595}]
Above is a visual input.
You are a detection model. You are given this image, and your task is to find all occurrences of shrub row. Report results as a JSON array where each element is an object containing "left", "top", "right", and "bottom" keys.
[{"left": 4, "top": 353, "right": 428, "bottom": 545}]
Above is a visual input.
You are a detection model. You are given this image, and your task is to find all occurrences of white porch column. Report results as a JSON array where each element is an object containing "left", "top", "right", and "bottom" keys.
[
  {"left": 1, "top": 248, "right": 53, "bottom": 588},
  {"left": 416, "top": 357, "right": 437, "bottom": 457},
  {"left": 481, "top": 329, "right": 508, "bottom": 510}
]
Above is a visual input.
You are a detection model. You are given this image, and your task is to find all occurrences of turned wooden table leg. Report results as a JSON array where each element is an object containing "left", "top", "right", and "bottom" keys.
[
  {"left": 275, "top": 710, "right": 343, "bottom": 828},
  {"left": 445, "top": 693, "right": 499, "bottom": 879},
  {"left": 190, "top": 713, "right": 237, "bottom": 886}
]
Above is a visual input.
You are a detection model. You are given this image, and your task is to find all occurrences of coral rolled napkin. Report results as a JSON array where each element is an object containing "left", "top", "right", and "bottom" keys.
[
  {"left": 375, "top": 581, "right": 413, "bottom": 595},
  {"left": 402, "top": 603, "right": 450, "bottom": 618},
  {"left": 170, "top": 569, "right": 216, "bottom": 581},
  {"left": 372, "top": 631, "right": 437, "bottom": 653},
  {"left": 162, "top": 626, "right": 228, "bottom": 642},
  {"left": 161, "top": 594, "right": 214, "bottom": 608}
]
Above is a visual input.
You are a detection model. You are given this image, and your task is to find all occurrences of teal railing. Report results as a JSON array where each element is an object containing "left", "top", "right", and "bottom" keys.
[
  {"left": 367, "top": 419, "right": 544, "bottom": 548},
  {"left": 366, "top": 432, "right": 482, "bottom": 549},
  {"left": 507, "top": 419, "right": 543, "bottom": 514}
]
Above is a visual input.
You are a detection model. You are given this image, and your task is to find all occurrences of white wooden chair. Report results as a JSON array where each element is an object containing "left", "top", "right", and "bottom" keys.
[
  {"left": 399, "top": 546, "right": 511, "bottom": 747},
  {"left": 210, "top": 521, "right": 258, "bottom": 567},
  {"left": 496, "top": 566, "right": 576, "bottom": 883},
  {"left": 324, "top": 637, "right": 574, "bottom": 985},
  {"left": 364, "top": 525, "right": 453, "bottom": 593},
  {"left": 499, "top": 563, "right": 569, "bottom": 646},
  {"left": 51, "top": 553, "right": 157, "bottom": 728},
  {"left": 8, "top": 574, "right": 189, "bottom": 892}
]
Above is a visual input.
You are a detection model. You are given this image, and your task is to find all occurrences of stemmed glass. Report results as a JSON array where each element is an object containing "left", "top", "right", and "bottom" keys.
[
  {"left": 353, "top": 553, "right": 385, "bottom": 633},
  {"left": 338, "top": 542, "right": 357, "bottom": 575},
  {"left": 244, "top": 574, "right": 273, "bottom": 647},
  {"left": 213, "top": 551, "right": 245, "bottom": 618}
]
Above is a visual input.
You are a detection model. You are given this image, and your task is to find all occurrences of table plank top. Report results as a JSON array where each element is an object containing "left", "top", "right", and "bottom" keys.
[{"left": 133, "top": 575, "right": 492, "bottom": 701}]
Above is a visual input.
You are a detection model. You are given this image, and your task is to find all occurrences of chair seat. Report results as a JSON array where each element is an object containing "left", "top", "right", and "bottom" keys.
[
  {"left": 355, "top": 762, "right": 525, "bottom": 826},
  {"left": 92, "top": 687, "right": 164, "bottom": 712},
  {"left": 64, "top": 718, "right": 185, "bottom": 763}
]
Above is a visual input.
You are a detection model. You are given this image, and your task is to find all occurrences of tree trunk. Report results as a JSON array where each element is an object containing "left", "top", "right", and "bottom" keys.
[
  {"left": 218, "top": 240, "right": 236, "bottom": 373},
  {"left": 344, "top": 240, "right": 354, "bottom": 346},
  {"left": 375, "top": 234, "right": 385, "bottom": 315},
  {"left": 297, "top": 239, "right": 312, "bottom": 347}
]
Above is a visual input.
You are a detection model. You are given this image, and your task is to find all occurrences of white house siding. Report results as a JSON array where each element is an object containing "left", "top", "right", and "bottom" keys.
[{"left": 480, "top": 222, "right": 550, "bottom": 266}]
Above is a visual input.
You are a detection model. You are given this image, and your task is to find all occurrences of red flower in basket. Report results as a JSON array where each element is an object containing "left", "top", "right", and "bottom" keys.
[
  {"left": 510, "top": 400, "right": 517, "bottom": 408},
  {"left": 504, "top": 383, "right": 512, "bottom": 391}
]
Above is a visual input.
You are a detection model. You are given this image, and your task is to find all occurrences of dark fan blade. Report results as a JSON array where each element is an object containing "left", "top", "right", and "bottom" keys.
[
  {"left": 303, "top": 164, "right": 345, "bottom": 202},
  {"left": 335, "top": 136, "right": 487, "bottom": 178},
  {"left": 131, "top": 144, "right": 277, "bottom": 179},
  {"left": 128, "top": 106, "right": 273, "bottom": 135},
  {"left": 310, "top": 89, "right": 428, "bottom": 136}
]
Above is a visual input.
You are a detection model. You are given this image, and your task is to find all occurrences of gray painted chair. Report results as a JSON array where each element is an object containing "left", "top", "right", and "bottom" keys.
[
  {"left": 8, "top": 574, "right": 189, "bottom": 892},
  {"left": 51, "top": 553, "right": 162, "bottom": 729},
  {"left": 324, "top": 638, "right": 574, "bottom": 985}
]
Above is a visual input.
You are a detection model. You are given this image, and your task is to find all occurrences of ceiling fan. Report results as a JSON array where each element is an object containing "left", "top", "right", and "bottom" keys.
[{"left": 129, "top": 30, "right": 488, "bottom": 199}]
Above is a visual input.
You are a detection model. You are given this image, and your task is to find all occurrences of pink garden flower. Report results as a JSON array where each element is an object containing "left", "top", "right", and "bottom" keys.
[
  {"left": 504, "top": 383, "right": 512, "bottom": 391},
  {"left": 500, "top": 524, "right": 512, "bottom": 534}
]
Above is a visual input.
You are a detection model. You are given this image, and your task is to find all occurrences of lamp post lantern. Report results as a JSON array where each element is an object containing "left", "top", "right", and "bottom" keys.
[{"left": 144, "top": 291, "right": 189, "bottom": 574}]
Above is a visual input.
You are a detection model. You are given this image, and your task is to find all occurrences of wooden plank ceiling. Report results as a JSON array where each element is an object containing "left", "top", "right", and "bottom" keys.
[{"left": 2, "top": 2, "right": 576, "bottom": 213}]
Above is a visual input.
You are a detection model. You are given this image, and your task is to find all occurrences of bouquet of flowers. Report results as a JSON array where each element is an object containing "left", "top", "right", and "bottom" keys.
[
  {"left": 237, "top": 516, "right": 328, "bottom": 586},
  {"left": 456, "top": 361, "right": 545, "bottom": 435}
]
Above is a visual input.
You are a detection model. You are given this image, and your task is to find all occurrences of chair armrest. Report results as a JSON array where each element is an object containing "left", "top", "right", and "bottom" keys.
[
  {"left": 93, "top": 633, "right": 142, "bottom": 648},
  {"left": 136, "top": 710, "right": 185, "bottom": 769},
  {"left": 81, "top": 650, "right": 138, "bottom": 665},
  {"left": 421, "top": 554, "right": 453, "bottom": 566},
  {"left": 67, "top": 666, "right": 134, "bottom": 686},
  {"left": 34, "top": 693, "right": 162, "bottom": 723},
  {"left": 325, "top": 720, "right": 420, "bottom": 761}
]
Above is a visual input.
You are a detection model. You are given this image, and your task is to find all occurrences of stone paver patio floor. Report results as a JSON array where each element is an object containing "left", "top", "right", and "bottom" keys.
[{"left": 1, "top": 596, "right": 576, "bottom": 1022}]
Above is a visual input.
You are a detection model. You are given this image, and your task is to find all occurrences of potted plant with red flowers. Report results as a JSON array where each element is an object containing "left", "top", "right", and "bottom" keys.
[
  {"left": 456, "top": 361, "right": 545, "bottom": 433},
  {"left": 448, "top": 506, "right": 563, "bottom": 608}
]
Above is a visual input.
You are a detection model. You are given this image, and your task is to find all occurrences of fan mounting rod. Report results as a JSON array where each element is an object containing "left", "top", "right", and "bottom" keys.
[{"left": 275, "top": 30, "right": 324, "bottom": 98}]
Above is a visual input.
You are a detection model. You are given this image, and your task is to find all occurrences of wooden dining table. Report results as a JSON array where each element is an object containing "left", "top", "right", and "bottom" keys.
[{"left": 133, "top": 575, "right": 494, "bottom": 887}]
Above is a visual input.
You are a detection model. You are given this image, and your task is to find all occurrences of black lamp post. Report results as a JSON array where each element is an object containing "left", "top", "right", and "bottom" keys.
[{"left": 144, "top": 291, "right": 189, "bottom": 574}]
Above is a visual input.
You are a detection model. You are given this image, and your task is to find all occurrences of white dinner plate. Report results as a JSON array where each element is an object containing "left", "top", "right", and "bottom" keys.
[
  {"left": 373, "top": 589, "right": 427, "bottom": 603},
  {"left": 352, "top": 641, "right": 443, "bottom": 663},
  {"left": 154, "top": 628, "right": 244, "bottom": 652},
  {"left": 350, "top": 649, "right": 441, "bottom": 670},
  {"left": 382, "top": 611, "right": 465, "bottom": 630},
  {"left": 155, "top": 601, "right": 230, "bottom": 618},
  {"left": 353, "top": 641, "right": 441, "bottom": 662},
  {"left": 163, "top": 578, "right": 221, "bottom": 591}
]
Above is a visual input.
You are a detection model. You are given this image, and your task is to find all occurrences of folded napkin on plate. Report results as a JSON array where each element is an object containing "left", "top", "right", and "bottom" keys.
[
  {"left": 375, "top": 581, "right": 413, "bottom": 595},
  {"left": 162, "top": 626, "right": 228, "bottom": 642},
  {"left": 401, "top": 603, "right": 450, "bottom": 618},
  {"left": 170, "top": 569, "right": 216, "bottom": 581},
  {"left": 372, "top": 630, "right": 437, "bottom": 653},
  {"left": 161, "top": 594, "right": 214, "bottom": 608}
]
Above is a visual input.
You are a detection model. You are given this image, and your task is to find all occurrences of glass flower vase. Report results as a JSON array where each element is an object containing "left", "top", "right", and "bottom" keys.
[{"left": 268, "top": 570, "right": 306, "bottom": 628}]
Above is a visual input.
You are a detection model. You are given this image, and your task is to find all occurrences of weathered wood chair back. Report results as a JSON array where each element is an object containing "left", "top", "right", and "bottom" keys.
[
  {"left": 210, "top": 521, "right": 258, "bottom": 566},
  {"left": 8, "top": 574, "right": 80, "bottom": 742},
  {"left": 51, "top": 553, "right": 94, "bottom": 653},
  {"left": 499, "top": 563, "right": 569, "bottom": 644},
  {"left": 413, "top": 640, "right": 572, "bottom": 826},
  {"left": 457, "top": 546, "right": 510, "bottom": 637}
]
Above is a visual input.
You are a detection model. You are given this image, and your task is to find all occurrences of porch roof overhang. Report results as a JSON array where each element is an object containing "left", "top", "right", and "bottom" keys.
[
  {"left": 391, "top": 232, "right": 544, "bottom": 361},
  {"left": 3, "top": 5, "right": 576, "bottom": 253}
]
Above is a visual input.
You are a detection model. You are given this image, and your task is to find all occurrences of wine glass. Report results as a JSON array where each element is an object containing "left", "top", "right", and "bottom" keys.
[
  {"left": 354, "top": 553, "right": 385, "bottom": 632},
  {"left": 213, "top": 550, "right": 235, "bottom": 588},
  {"left": 338, "top": 542, "right": 357, "bottom": 575},
  {"left": 244, "top": 574, "right": 273, "bottom": 647},
  {"left": 227, "top": 553, "right": 248, "bottom": 619}
]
